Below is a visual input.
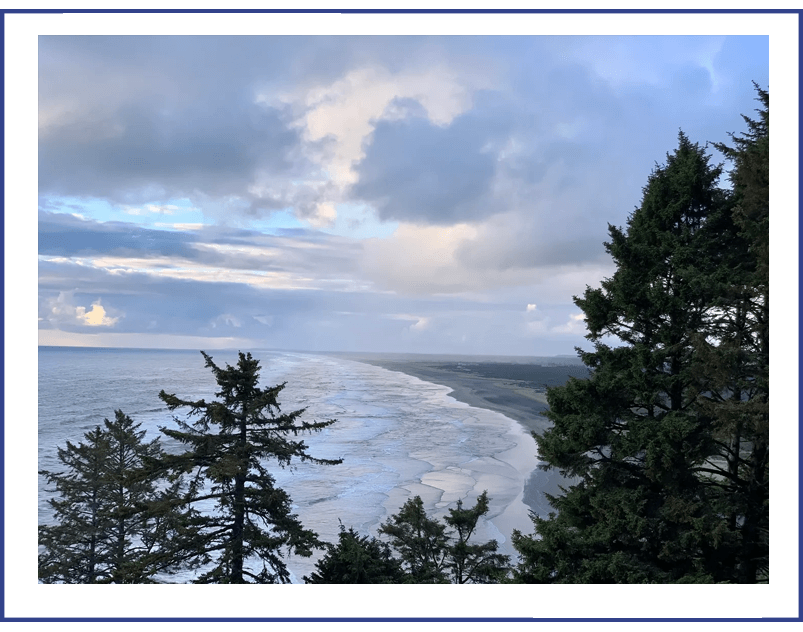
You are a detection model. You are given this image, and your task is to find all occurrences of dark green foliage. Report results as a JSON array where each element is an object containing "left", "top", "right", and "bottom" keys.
[
  {"left": 156, "top": 351, "right": 341, "bottom": 583},
  {"left": 443, "top": 491, "right": 511, "bottom": 584},
  {"left": 303, "top": 523, "right": 405, "bottom": 584},
  {"left": 379, "top": 491, "right": 510, "bottom": 583},
  {"left": 514, "top": 89, "right": 770, "bottom": 583},
  {"left": 698, "top": 85, "right": 769, "bottom": 583},
  {"left": 378, "top": 495, "right": 450, "bottom": 583},
  {"left": 513, "top": 131, "right": 737, "bottom": 583},
  {"left": 38, "top": 410, "right": 186, "bottom": 583}
]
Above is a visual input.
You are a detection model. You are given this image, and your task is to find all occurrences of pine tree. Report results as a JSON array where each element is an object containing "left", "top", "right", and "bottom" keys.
[
  {"left": 156, "top": 351, "right": 341, "bottom": 584},
  {"left": 512, "top": 132, "right": 732, "bottom": 583},
  {"left": 303, "top": 523, "right": 406, "bottom": 584},
  {"left": 39, "top": 410, "right": 185, "bottom": 583}
]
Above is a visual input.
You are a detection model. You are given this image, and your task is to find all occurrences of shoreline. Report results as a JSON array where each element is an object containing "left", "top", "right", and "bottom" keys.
[{"left": 340, "top": 355, "right": 587, "bottom": 523}]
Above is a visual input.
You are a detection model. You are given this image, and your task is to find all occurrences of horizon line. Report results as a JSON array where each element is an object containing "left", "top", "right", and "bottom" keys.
[{"left": 37, "top": 344, "right": 581, "bottom": 359}]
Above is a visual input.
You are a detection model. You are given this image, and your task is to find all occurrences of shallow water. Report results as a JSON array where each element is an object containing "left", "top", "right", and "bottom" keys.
[{"left": 38, "top": 347, "right": 539, "bottom": 582}]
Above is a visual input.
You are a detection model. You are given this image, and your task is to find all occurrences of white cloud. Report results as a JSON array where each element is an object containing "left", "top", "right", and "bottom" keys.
[
  {"left": 362, "top": 223, "right": 483, "bottom": 294},
  {"left": 526, "top": 303, "right": 537, "bottom": 312},
  {"left": 122, "top": 204, "right": 182, "bottom": 216},
  {"left": 45, "top": 292, "right": 120, "bottom": 327},
  {"left": 153, "top": 223, "right": 206, "bottom": 230},
  {"left": 212, "top": 313, "right": 242, "bottom": 328},
  {"left": 553, "top": 312, "right": 586, "bottom": 335},
  {"left": 283, "top": 65, "right": 482, "bottom": 185},
  {"left": 307, "top": 202, "right": 338, "bottom": 228},
  {"left": 387, "top": 313, "right": 431, "bottom": 333},
  {"left": 257, "top": 63, "right": 492, "bottom": 226},
  {"left": 76, "top": 301, "right": 119, "bottom": 327}
]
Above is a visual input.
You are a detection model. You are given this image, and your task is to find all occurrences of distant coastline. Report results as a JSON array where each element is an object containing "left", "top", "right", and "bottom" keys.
[{"left": 337, "top": 353, "right": 588, "bottom": 520}]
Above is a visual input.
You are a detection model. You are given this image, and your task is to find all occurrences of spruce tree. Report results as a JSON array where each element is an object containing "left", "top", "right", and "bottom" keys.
[
  {"left": 378, "top": 495, "right": 450, "bottom": 583},
  {"left": 379, "top": 491, "right": 510, "bottom": 583},
  {"left": 697, "top": 85, "right": 769, "bottom": 582},
  {"left": 39, "top": 410, "right": 185, "bottom": 583},
  {"left": 303, "top": 523, "right": 406, "bottom": 584},
  {"left": 443, "top": 491, "right": 510, "bottom": 584},
  {"left": 156, "top": 351, "right": 341, "bottom": 584},
  {"left": 513, "top": 132, "right": 732, "bottom": 583}
]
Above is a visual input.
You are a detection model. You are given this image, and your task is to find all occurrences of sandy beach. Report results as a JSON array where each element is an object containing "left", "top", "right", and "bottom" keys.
[{"left": 333, "top": 353, "right": 588, "bottom": 522}]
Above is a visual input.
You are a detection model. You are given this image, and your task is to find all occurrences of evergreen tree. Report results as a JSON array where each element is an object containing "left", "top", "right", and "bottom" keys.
[
  {"left": 697, "top": 85, "right": 769, "bottom": 582},
  {"left": 378, "top": 495, "right": 450, "bottom": 583},
  {"left": 39, "top": 410, "right": 185, "bottom": 583},
  {"left": 443, "top": 491, "right": 511, "bottom": 584},
  {"left": 513, "top": 132, "right": 732, "bottom": 583},
  {"left": 379, "top": 491, "right": 510, "bottom": 583},
  {"left": 156, "top": 351, "right": 341, "bottom": 584},
  {"left": 303, "top": 523, "right": 406, "bottom": 584}
]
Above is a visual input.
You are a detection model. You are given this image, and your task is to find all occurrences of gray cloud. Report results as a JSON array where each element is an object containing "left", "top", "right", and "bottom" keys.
[
  {"left": 38, "top": 210, "right": 364, "bottom": 280},
  {"left": 40, "top": 97, "right": 304, "bottom": 207},
  {"left": 352, "top": 94, "right": 514, "bottom": 225},
  {"left": 39, "top": 211, "right": 199, "bottom": 259},
  {"left": 37, "top": 35, "right": 770, "bottom": 354},
  {"left": 38, "top": 36, "right": 357, "bottom": 213}
]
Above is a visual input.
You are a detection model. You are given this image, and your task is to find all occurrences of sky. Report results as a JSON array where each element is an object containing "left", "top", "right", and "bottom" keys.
[{"left": 37, "top": 30, "right": 771, "bottom": 355}]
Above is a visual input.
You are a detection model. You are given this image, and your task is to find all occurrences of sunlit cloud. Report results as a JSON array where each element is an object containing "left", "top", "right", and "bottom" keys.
[
  {"left": 43, "top": 291, "right": 121, "bottom": 328},
  {"left": 122, "top": 204, "right": 183, "bottom": 216},
  {"left": 553, "top": 313, "right": 586, "bottom": 335},
  {"left": 36, "top": 34, "right": 770, "bottom": 355}
]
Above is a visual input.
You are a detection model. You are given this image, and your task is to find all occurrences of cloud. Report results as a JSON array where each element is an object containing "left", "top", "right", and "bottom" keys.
[
  {"left": 553, "top": 313, "right": 586, "bottom": 335},
  {"left": 211, "top": 313, "right": 242, "bottom": 328},
  {"left": 35, "top": 35, "right": 770, "bottom": 356},
  {"left": 38, "top": 37, "right": 312, "bottom": 215},
  {"left": 352, "top": 99, "right": 513, "bottom": 225},
  {"left": 257, "top": 62, "right": 491, "bottom": 226},
  {"left": 43, "top": 291, "right": 121, "bottom": 329},
  {"left": 38, "top": 211, "right": 366, "bottom": 291},
  {"left": 361, "top": 223, "right": 486, "bottom": 294},
  {"left": 38, "top": 329, "right": 257, "bottom": 350},
  {"left": 38, "top": 210, "right": 200, "bottom": 259},
  {"left": 76, "top": 301, "right": 119, "bottom": 327},
  {"left": 387, "top": 313, "right": 431, "bottom": 333},
  {"left": 122, "top": 204, "right": 185, "bottom": 216}
]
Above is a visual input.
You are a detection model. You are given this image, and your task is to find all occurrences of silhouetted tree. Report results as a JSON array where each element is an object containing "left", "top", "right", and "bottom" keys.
[
  {"left": 39, "top": 410, "right": 186, "bottom": 583},
  {"left": 513, "top": 132, "right": 734, "bottom": 583},
  {"left": 304, "top": 522, "right": 405, "bottom": 584},
  {"left": 698, "top": 84, "right": 769, "bottom": 582},
  {"left": 443, "top": 491, "right": 510, "bottom": 584},
  {"left": 378, "top": 495, "right": 449, "bottom": 583},
  {"left": 156, "top": 351, "right": 341, "bottom": 583},
  {"left": 380, "top": 491, "right": 509, "bottom": 583}
]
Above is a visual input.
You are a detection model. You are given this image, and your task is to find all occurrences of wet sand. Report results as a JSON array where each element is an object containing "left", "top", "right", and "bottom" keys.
[{"left": 332, "top": 353, "right": 588, "bottom": 525}]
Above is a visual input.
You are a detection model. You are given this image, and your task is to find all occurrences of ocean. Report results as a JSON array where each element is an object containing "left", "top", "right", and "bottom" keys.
[{"left": 38, "top": 346, "right": 539, "bottom": 583}]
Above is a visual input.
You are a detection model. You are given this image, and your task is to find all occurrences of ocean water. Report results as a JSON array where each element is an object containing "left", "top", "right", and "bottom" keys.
[{"left": 38, "top": 346, "right": 539, "bottom": 583}]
